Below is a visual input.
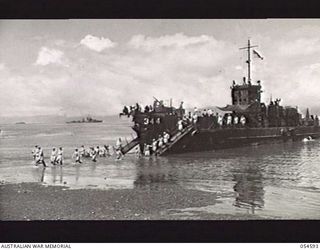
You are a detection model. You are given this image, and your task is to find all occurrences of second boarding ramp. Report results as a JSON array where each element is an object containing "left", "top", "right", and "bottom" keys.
[
  {"left": 120, "top": 138, "right": 139, "bottom": 155},
  {"left": 157, "top": 125, "right": 195, "bottom": 156}
]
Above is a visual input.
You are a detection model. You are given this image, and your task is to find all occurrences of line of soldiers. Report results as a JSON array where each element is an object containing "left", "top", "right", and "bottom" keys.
[
  {"left": 120, "top": 103, "right": 145, "bottom": 117},
  {"left": 78, "top": 145, "right": 116, "bottom": 162},
  {"left": 121, "top": 100, "right": 171, "bottom": 118},
  {"left": 32, "top": 145, "right": 65, "bottom": 167},
  {"left": 31, "top": 141, "right": 125, "bottom": 167},
  {"left": 181, "top": 109, "right": 247, "bottom": 128},
  {"left": 142, "top": 131, "right": 171, "bottom": 157},
  {"left": 32, "top": 145, "right": 49, "bottom": 167}
]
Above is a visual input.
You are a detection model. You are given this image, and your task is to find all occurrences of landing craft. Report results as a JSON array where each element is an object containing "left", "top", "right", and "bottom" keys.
[{"left": 119, "top": 40, "right": 320, "bottom": 156}]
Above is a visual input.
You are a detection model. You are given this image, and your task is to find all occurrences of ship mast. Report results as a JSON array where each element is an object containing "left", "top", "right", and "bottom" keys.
[{"left": 239, "top": 39, "right": 258, "bottom": 86}]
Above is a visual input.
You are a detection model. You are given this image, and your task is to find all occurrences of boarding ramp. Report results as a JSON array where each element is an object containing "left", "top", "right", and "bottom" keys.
[
  {"left": 157, "top": 125, "right": 195, "bottom": 156},
  {"left": 121, "top": 138, "right": 140, "bottom": 155}
]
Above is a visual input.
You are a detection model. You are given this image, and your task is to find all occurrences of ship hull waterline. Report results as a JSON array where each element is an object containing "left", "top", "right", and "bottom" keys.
[{"left": 156, "top": 126, "right": 320, "bottom": 156}]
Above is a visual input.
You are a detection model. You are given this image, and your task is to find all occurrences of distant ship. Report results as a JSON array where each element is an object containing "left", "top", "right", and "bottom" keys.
[
  {"left": 66, "top": 116, "right": 103, "bottom": 124},
  {"left": 118, "top": 39, "right": 320, "bottom": 156},
  {"left": 15, "top": 122, "right": 26, "bottom": 124}
]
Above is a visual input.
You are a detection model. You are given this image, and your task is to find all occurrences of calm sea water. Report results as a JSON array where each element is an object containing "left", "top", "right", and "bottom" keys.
[{"left": 1, "top": 119, "right": 320, "bottom": 219}]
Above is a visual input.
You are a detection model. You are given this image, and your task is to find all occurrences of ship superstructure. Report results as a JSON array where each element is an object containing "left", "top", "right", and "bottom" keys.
[{"left": 119, "top": 40, "right": 320, "bottom": 156}]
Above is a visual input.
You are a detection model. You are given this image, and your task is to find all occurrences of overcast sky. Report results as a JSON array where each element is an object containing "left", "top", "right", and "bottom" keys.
[{"left": 1, "top": 19, "right": 320, "bottom": 117}]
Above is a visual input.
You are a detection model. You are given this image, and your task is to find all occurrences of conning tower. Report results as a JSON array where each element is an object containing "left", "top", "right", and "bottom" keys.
[{"left": 231, "top": 39, "right": 262, "bottom": 105}]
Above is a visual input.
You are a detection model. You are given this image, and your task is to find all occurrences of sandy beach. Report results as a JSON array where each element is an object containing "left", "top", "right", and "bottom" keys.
[{"left": 0, "top": 182, "right": 262, "bottom": 220}]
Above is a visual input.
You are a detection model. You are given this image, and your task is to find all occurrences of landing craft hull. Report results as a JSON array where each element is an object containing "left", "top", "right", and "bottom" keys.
[{"left": 161, "top": 126, "right": 320, "bottom": 155}]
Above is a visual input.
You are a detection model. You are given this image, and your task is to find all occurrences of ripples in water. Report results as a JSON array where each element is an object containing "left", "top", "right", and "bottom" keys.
[{"left": 1, "top": 123, "right": 320, "bottom": 219}]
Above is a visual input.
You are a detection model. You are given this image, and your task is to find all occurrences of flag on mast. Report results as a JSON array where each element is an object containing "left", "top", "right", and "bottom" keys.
[{"left": 253, "top": 49, "right": 264, "bottom": 60}]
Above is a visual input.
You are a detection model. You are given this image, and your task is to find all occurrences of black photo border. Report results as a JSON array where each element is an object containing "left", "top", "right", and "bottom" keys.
[{"left": 1, "top": 0, "right": 320, "bottom": 243}]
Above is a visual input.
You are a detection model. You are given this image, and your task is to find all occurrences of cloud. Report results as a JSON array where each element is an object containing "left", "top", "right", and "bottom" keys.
[
  {"left": 0, "top": 32, "right": 244, "bottom": 117},
  {"left": 128, "top": 33, "right": 217, "bottom": 51},
  {"left": 80, "top": 34, "right": 116, "bottom": 52},
  {"left": 5, "top": 33, "right": 234, "bottom": 117},
  {"left": 4, "top": 29, "right": 320, "bottom": 118},
  {"left": 125, "top": 33, "right": 235, "bottom": 75},
  {"left": 54, "top": 39, "right": 66, "bottom": 46},
  {"left": 96, "top": 33, "right": 237, "bottom": 109},
  {"left": 0, "top": 63, "right": 6, "bottom": 71},
  {"left": 35, "top": 47, "right": 68, "bottom": 66},
  {"left": 278, "top": 38, "right": 320, "bottom": 57},
  {"left": 279, "top": 63, "right": 320, "bottom": 108}
]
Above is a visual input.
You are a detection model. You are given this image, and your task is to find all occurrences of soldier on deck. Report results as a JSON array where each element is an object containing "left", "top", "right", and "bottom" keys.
[
  {"left": 227, "top": 114, "right": 232, "bottom": 126},
  {"left": 202, "top": 109, "right": 208, "bottom": 117},
  {"left": 149, "top": 105, "right": 153, "bottom": 112},
  {"left": 135, "top": 103, "right": 141, "bottom": 112},
  {"left": 240, "top": 115, "right": 246, "bottom": 126},
  {"left": 315, "top": 115, "right": 319, "bottom": 126},
  {"left": 144, "top": 105, "right": 150, "bottom": 113},
  {"left": 217, "top": 114, "right": 223, "bottom": 127},
  {"left": 179, "top": 101, "right": 184, "bottom": 109},
  {"left": 223, "top": 114, "right": 228, "bottom": 126},
  {"left": 177, "top": 119, "right": 184, "bottom": 131},
  {"left": 192, "top": 113, "right": 198, "bottom": 124},
  {"left": 234, "top": 115, "right": 239, "bottom": 126}
]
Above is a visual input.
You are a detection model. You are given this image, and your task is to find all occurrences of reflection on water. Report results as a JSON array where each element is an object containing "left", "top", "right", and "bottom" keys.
[
  {"left": 38, "top": 159, "right": 138, "bottom": 190},
  {"left": 1, "top": 123, "right": 320, "bottom": 219},
  {"left": 134, "top": 157, "right": 177, "bottom": 188},
  {"left": 232, "top": 164, "right": 265, "bottom": 214},
  {"left": 49, "top": 165, "right": 63, "bottom": 184}
]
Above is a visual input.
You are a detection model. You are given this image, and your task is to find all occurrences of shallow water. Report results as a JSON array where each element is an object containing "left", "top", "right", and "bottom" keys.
[{"left": 1, "top": 120, "right": 320, "bottom": 219}]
